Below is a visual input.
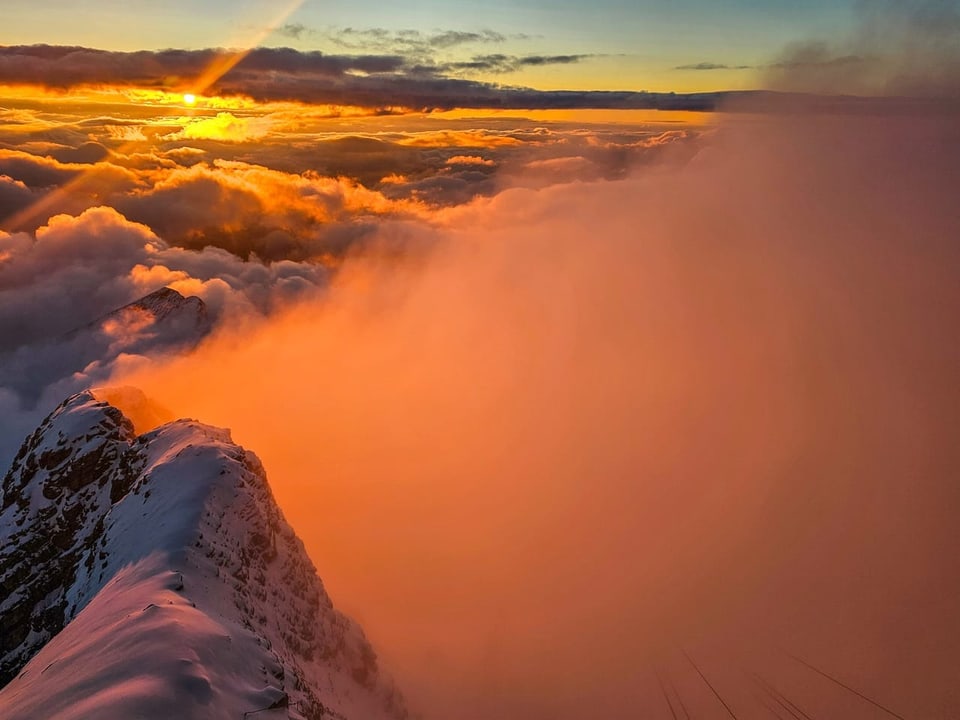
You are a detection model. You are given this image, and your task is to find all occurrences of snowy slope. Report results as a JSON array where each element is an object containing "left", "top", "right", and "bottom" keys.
[{"left": 0, "top": 391, "right": 406, "bottom": 720}]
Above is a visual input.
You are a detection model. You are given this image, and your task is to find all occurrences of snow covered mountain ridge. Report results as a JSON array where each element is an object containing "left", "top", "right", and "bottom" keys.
[
  {"left": 67, "top": 286, "right": 211, "bottom": 340},
  {"left": 0, "top": 390, "right": 406, "bottom": 720},
  {"left": 0, "top": 285, "right": 213, "bottom": 476}
]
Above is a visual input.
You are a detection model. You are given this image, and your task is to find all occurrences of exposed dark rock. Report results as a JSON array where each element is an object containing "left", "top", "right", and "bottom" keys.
[{"left": 0, "top": 392, "right": 140, "bottom": 686}]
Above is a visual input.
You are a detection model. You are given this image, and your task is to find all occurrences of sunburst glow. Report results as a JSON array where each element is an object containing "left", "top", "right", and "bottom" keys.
[{"left": 0, "top": 1, "right": 958, "bottom": 719}]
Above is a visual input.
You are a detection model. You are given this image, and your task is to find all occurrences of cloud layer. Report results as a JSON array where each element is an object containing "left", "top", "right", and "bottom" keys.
[
  {"left": 0, "top": 45, "right": 730, "bottom": 110},
  {"left": 0, "top": 103, "right": 702, "bottom": 240},
  {"left": 0, "top": 100, "right": 703, "bottom": 467}
]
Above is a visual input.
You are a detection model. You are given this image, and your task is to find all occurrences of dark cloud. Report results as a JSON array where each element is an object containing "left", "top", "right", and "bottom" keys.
[
  {"left": 48, "top": 141, "right": 110, "bottom": 164},
  {"left": 0, "top": 45, "right": 732, "bottom": 111},
  {"left": 235, "top": 47, "right": 407, "bottom": 75},
  {"left": 0, "top": 149, "right": 143, "bottom": 230},
  {"left": 214, "top": 72, "right": 728, "bottom": 110},
  {"left": 325, "top": 27, "right": 394, "bottom": 50},
  {"left": 381, "top": 168, "right": 497, "bottom": 205},
  {"left": 276, "top": 23, "right": 310, "bottom": 40},
  {"left": 74, "top": 116, "right": 144, "bottom": 128},
  {"left": 675, "top": 62, "right": 753, "bottom": 70},
  {"left": 519, "top": 54, "right": 590, "bottom": 66},
  {"left": 429, "top": 30, "right": 507, "bottom": 48},
  {"left": 441, "top": 53, "right": 594, "bottom": 75},
  {"left": 0, "top": 175, "right": 34, "bottom": 219},
  {"left": 0, "top": 45, "right": 406, "bottom": 87},
  {"left": 0, "top": 150, "right": 83, "bottom": 187},
  {"left": 324, "top": 27, "right": 507, "bottom": 54}
]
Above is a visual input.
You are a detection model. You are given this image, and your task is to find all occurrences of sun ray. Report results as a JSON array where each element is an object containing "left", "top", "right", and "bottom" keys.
[{"left": 186, "top": 0, "right": 306, "bottom": 98}]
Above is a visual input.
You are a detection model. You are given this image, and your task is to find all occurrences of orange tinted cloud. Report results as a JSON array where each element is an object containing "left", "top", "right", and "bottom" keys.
[
  {"left": 0, "top": 95, "right": 708, "bottom": 242},
  {"left": 445, "top": 155, "right": 495, "bottom": 166},
  {"left": 117, "top": 159, "right": 428, "bottom": 256},
  {"left": 166, "top": 112, "right": 273, "bottom": 142},
  {"left": 113, "top": 111, "right": 960, "bottom": 720},
  {"left": 396, "top": 130, "right": 528, "bottom": 148}
]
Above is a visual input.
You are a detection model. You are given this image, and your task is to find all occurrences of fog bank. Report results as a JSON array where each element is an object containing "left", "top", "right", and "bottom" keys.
[{"left": 115, "top": 110, "right": 960, "bottom": 718}]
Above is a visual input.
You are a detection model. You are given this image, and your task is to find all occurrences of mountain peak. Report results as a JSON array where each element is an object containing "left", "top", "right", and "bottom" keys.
[
  {"left": 66, "top": 285, "right": 210, "bottom": 341},
  {"left": 0, "top": 392, "right": 405, "bottom": 720},
  {"left": 110, "top": 285, "right": 199, "bottom": 321}
]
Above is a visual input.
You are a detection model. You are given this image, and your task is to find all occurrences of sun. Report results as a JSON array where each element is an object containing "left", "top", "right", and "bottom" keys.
[{"left": 183, "top": 93, "right": 197, "bottom": 105}]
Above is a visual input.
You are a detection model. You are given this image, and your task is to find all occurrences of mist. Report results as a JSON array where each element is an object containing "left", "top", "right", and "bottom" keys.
[{"left": 112, "top": 109, "right": 960, "bottom": 718}]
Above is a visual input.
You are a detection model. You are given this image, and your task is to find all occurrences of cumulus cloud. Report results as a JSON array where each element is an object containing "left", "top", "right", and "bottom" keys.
[
  {"left": 0, "top": 105, "right": 705, "bottom": 241},
  {"left": 110, "top": 159, "right": 429, "bottom": 259},
  {"left": 0, "top": 204, "right": 326, "bottom": 341},
  {"left": 0, "top": 207, "right": 165, "bottom": 342},
  {"left": 0, "top": 149, "right": 85, "bottom": 187},
  {"left": 0, "top": 204, "right": 329, "bottom": 465},
  {"left": 0, "top": 175, "right": 34, "bottom": 219},
  {"left": 0, "top": 148, "right": 142, "bottom": 229}
]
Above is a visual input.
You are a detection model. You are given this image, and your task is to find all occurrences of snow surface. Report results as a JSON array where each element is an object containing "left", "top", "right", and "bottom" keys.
[{"left": 0, "top": 391, "right": 405, "bottom": 720}]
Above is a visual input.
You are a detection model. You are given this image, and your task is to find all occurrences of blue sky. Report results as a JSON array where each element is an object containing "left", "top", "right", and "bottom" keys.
[{"left": 1, "top": 0, "right": 857, "bottom": 91}]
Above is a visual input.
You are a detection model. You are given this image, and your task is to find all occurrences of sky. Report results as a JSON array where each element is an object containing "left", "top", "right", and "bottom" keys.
[
  {"left": 0, "top": 0, "right": 858, "bottom": 92},
  {"left": 1, "top": 1, "right": 960, "bottom": 719}
]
